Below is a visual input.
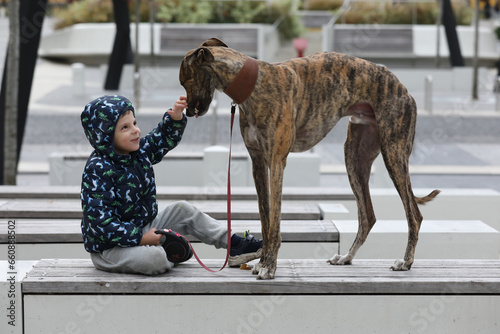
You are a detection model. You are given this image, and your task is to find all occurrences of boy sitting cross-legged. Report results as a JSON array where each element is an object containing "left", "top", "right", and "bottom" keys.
[{"left": 80, "top": 95, "right": 262, "bottom": 275}]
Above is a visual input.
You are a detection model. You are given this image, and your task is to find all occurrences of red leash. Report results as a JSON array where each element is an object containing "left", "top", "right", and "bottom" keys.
[
  {"left": 180, "top": 103, "right": 236, "bottom": 272},
  {"left": 183, "top": 58, "right": 258, "bottom": 271}
]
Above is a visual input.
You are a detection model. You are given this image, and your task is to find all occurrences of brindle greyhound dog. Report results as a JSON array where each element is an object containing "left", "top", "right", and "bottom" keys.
[{"left": 179, "top": 38, "right": 439, "bottom": 280}]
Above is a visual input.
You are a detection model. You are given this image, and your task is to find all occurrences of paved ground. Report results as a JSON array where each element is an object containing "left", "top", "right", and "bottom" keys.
[{"left": 2, "top": 14, "right": 500, "bottom": 190}]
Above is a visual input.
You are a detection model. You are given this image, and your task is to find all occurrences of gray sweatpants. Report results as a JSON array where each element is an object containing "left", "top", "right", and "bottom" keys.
[{"left": 90, "top": 201, "right": 229, "bottom": 275}]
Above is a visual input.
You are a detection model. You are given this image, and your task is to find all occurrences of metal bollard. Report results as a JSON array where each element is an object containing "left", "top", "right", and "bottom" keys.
[
  {"left": 210, "top": 91, "right": 219, "bottom": 146},
  {"left": 134, "top": 72, "right": 141, "bottom": 110},
  {"left": 424, "top": 75, "right": 433, "bottom": 114},
  {"left": 496, "top": 77, "right": 500, "bottom": 112},
  {"left": 71, "top": 63, "right": 85, "bottom": 97}
]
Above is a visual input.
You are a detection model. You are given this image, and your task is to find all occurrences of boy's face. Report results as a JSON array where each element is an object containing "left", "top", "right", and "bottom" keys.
[{"left": 114, "top": 111, "right": 141, "bottom": 155}]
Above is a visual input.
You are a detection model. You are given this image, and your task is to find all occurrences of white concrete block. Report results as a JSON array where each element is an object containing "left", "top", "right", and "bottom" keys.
[
  {"left": 413, "top": 25, "right": 498, "bottom": 59},
  {"left": 334, "top": 188, "right": 500, "bottom": 234},
  {"left": 71, "top": 63, "right": 86, "bottom": 97},
  {"left": 202, "top": 146, "right": 253, "bottom": 187},
  {"left": 24, "top": 294, "right": 500, "bottom": 333},
  {"left": 284, "top": 152, "right": 321, "bottom": 187},
  {"left": 204, "top": 146, "right": 234, "bottom": 186},
  {"left": 0, "top": 261, "right": 38, "bottom": 334},
  {"left": 334, "top": 220, "right": 500, "bottom": 259},
  {"left": 49, "top": 153, "right": 86, "bottom": 186},
  {"left": 154, "top": 154, "right": 204, "bottom": 187},
  {"left": 49, "top": 147, "right": 322, "bottom": 188},
  {"left": 318, "top": 203, "right": 350, "bottom": 220},
  {"left": 0, "top": 244, "right": 87, "bottom": 261}
]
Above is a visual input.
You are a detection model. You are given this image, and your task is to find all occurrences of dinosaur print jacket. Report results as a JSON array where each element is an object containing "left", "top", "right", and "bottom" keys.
[{"left": 80, "top": 95, "right": 187, "bottom": 253}]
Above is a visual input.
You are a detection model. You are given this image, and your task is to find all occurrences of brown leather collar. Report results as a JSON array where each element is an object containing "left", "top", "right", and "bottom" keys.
[{"left": 223, "top": 57, "right": 259, "bottom": 104}]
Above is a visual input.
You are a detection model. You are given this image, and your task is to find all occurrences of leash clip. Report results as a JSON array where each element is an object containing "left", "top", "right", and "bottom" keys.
[{"left": 230, "top": 101, "right": 237, "bottom": 114}]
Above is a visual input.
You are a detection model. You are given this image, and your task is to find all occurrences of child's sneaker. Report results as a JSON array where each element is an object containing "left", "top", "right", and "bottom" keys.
[{"left": 228, "top": 230, "right": 263, "bottom": 267}]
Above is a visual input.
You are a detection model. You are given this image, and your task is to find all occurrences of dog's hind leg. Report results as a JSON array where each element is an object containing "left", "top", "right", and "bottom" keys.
[
  {"left": 328, "top": 119, "right": 380, "bottom": 265},
  {"left": 383, "top": 147, "right": 422, "bottom": 271},
  {"left": 378, "top": 101, "right": 423, "bottom": 271},
  {"left": 381, "top": 140, "right": 423, "bottom": 271}
]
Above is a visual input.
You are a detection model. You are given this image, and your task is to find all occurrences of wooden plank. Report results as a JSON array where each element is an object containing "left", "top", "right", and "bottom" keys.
[
  {"left": 160, "top": 25, "right": 259, "bottom": 56},
  {"left": 0, "top": 186, "right": 81, "bottom": 199},
  {"left": 0, "top": 199, "right": 321, "bottom": 220},
  {"left": 22, "top": 259, "right": 500, "bottom": 295},
  {"left": 0, "top": 185, "right": 355, "bottom": 201},
  {"left": 333, "top": 26, "right": 413, "bottom": 55},
  {"left": 0, "top": 219, "right": 81, "bottom": 243},
  {"left": 0, "top": 219, "right": 338, "bottom": 243}
]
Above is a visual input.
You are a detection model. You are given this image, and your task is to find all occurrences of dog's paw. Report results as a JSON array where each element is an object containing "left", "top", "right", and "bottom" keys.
[
  {"left": 327, "top": 254, "right": 352, "bottom": 265},
  {"left": 390, "top": 259, "right": 411, "bottom": 271},
  {"left": 252, "top": 262, "right": 262, "bottom": 275},
  {"left": 256, "top": 267, "right": 275, "bottom": 280}
]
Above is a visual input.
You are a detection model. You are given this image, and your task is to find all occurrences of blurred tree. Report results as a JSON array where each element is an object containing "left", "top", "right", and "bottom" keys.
[{"left": 0, "top": 0, "right": 48, "bottom": 184}]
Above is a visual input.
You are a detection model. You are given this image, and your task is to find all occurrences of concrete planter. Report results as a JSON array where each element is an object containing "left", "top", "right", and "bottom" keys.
[
  {"left": 323, "top": 24, "right": 499, "bottom": 68},
  {"left": 39, "top": 22, "right": 281, "bottom": 66}
]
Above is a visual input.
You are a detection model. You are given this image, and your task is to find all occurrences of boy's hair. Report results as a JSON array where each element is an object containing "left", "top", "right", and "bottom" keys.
[{"left": 119, "top": 109, "right": 134, "bottom": 119}]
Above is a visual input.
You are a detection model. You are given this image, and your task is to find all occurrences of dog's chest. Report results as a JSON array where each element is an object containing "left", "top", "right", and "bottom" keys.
[{"left": 244, "top": 123, "right": 260, "bottom": 146}]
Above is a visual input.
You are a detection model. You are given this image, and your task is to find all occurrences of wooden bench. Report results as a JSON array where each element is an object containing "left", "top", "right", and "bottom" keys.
[
  {"left": 321, "top": 188, "right": 500, "bottom": 234},
  {"left": 331, "top": 25, "right": 413, "bottom": 57},
  {"left": 1, "top": 186, "right": 499, "bottom": 260},
  {"left": 5, "top": 186, "right": 499, "bottom": 232},
  {"left": 0, "top": 185, "right": 346, "bottom": 261},
  {"left": 2, "top": 217, "right": 498, "bottom": 261},
  {"left": 0, "top": 199, "right": 321, "bottom": 220},
  {"left": 20, "top": 258, "right": 500, "bottom": 333},
  {"left": 0, "top": 185, "right": 355, "bottom": 201},
  {"left": 160, "top": 24, "right": 260, "bottom": 58},
  {"left": 0, "top": 219, "right": 339, "bottom": 261}
]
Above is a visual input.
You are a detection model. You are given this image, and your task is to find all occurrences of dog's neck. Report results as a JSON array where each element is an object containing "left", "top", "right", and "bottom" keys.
[{"left": 223, "top": 57, "right": 259, "bottom": 105}]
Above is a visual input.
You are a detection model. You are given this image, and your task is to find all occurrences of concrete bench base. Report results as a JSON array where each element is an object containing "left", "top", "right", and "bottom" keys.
[
  {"left": 320, "top": 188, "right": 500, "bottom": 235},
  {"left": 39, "top": 23, "right": 280, "bottom": 66},
  {"left": 335, "top": 220, "right": 500, "bottom": 259},
  {"left": 49, "top": 147, "right": 321, "bottom": 187},
  {"left": 0, "top": 261, "right": 37, "bottom": 334},
  {"left": 324, "top": 24, "right": 498, "bottom": 68},
  {"left": 24, "top": 294, "right": 500, "bottom": 333},
  {"left": 18, "top": 259, "right": 500, "bottom": 333}
]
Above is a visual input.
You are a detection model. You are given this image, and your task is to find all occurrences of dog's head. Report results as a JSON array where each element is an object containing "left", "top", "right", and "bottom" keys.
[{"left": 179, "top": 38, "right": 228, "bottom": 118}]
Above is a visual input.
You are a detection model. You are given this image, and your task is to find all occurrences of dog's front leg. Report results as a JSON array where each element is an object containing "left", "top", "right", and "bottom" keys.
[
  {"left": 258, "top": 158, "right": 286, "bottom": 280},
  {"left": 248, "top": 152, "right": 271, "bottom": 277},
  {"left": 247, "top": 150, "right": 285, "bottom": 280}
]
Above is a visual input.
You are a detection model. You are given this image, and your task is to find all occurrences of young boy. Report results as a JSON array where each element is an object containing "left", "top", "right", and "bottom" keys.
[{"left": 80, "top": 95, "right": 262, "bottom": 275}]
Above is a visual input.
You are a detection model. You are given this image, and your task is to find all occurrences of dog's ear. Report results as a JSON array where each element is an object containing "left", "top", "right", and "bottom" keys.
[
  {"left": 186, "top": 47, "right": 214, "bottom": 66},
  {"left": 200, "top": 38, "right": 228, "bottom": 48}
]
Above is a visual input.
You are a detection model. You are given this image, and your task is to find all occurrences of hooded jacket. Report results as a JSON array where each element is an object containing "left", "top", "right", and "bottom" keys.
[{"left": 80, "top": 95, "right": 187, "bottom": 253}]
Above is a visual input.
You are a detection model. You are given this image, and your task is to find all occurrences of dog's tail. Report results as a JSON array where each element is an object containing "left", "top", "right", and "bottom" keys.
[{"left": 415, "top": 189, "right": 440, "bottom": 205}]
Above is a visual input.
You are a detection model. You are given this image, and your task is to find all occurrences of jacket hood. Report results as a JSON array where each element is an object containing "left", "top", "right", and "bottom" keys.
[{"left": 81, "top": 95, "right": 135, "bottom": 160}]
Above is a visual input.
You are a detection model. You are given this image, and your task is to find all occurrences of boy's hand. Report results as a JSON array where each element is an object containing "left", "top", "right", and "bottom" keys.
[
  {"left": 168, "top": 95, "right": 187, "bottom": 121},
  {"left": 139, "top": 228, "right": 162, "bottom": 246}
]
